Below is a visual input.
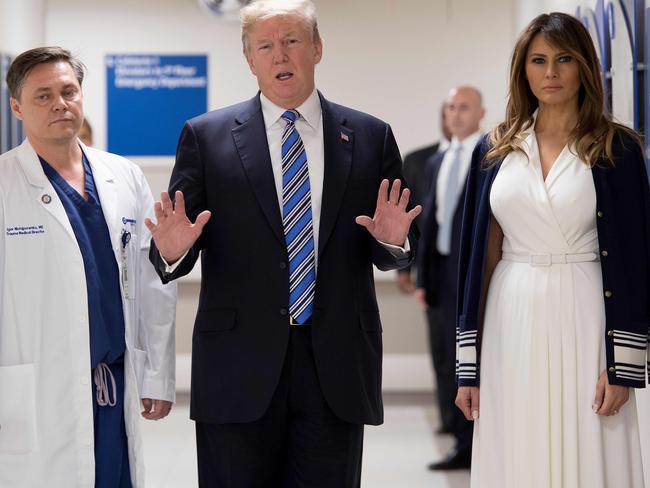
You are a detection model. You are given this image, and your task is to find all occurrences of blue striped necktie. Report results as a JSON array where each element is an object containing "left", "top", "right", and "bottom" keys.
[
  {"left": 437, "top": 144, "right": 462, "bottom": 255},
  {"left": 281, "top": 110, "right": 315, "bottom": 324}
]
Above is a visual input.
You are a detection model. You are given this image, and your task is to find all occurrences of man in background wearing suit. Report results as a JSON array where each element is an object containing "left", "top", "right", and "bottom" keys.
[
  {"left": 416, "top": 86, "right": 485, "bottom": 470},
  {"left": 396, "top": 105, "right": 450, "bottom": 294},
  {"left": 145, "top": 1, "right": 421, "bottom": 486}
]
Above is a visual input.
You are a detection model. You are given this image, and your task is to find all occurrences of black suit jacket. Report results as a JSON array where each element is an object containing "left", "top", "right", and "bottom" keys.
[
  {"left": 416, "top": 149, "right": 465, "bottom": 308},
  {"left": 402, "top": 143, "right": 441, "bottom": 208},
  {"left": 399, "top": 143, "right": 441, "bottom": 275},
  {"left": 151, "top": 93, "right": 417, "bottom": 426}
]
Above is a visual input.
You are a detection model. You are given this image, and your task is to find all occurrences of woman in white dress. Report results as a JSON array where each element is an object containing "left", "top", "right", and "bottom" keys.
[{"left": 455, "top": 13, "right": 649, "bottom": 487}]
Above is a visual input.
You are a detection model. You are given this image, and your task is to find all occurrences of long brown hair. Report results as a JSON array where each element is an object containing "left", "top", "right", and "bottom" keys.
[{"left": 486, "top": 12, "right": 642, "bottom": 167}]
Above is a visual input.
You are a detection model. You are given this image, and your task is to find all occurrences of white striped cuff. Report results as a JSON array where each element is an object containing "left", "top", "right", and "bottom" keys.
[
  {"left": 611, "top": 329, "right": 648, "bottom": 385},
  {"left": 456, "top": 328, "right": 478, "bottom": 381}
]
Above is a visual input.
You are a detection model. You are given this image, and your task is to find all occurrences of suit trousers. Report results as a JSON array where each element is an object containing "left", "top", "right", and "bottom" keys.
[
  {"left": 426, "top": 255, "right": 473, "bottom": 452},
  {"left": 195, "top": 324, "right": 364, "bottom": 488},
  {"left": 426, "top": 306, "right": 457, "bottom": 433}
]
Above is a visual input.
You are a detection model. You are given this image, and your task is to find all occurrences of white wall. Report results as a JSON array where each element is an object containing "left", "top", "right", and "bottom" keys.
[
  {"left": 0, "top": 0, "right": 45, "bottom": 54},
  {"left": 513, "top": 0, "right": 580, "bottom": 32},
  {"left": 45, "top": 0, "right": 515, "bottom": 163}
]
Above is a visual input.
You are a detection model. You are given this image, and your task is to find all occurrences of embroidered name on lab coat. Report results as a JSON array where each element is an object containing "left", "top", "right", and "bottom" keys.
[{"left": 6, "top": 225, "right": 45, "bottom": 236}]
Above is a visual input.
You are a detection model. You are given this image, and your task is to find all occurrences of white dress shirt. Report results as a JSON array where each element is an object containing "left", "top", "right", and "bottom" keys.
[
  {"left": 260, "top": 89, "right": 325, "bottom": 255},
  {"left": 435, "top": 131, "right": 483, "bottom": 231},
  {"left": 260, "top": 89, "right": 409, "bottom": 263},
  {"left": 437, "top": 137, "right": 451, "bottom": 154}
]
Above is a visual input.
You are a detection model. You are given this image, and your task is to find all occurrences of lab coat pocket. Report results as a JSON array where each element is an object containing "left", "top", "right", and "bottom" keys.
[
  {"left": 0, "top": 363, "right": 37, "bottom": 453},
  {"left": 132, "top": 348, "right": 147, "bottom": 394}
]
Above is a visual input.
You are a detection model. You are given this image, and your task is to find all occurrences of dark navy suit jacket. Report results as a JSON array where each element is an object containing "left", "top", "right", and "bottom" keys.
[
  {"left": 416, "top": 149, "right": 465, "bottom": 308},
  {"left": 403, "top": 143, "right": 441, "bottom": 208},
  {"left": 399, "top": 142, "right": 440, "bottom": 276},
  {"left": 150, "top": 92, "right": 417, "bottom": 425},
  {"left": 456, "top": 132, "right": 650, "bottom": 388}
]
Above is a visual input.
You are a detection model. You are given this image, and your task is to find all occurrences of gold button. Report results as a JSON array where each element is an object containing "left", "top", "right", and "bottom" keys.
[
  {"left": 608, "top": 366, "right": 615, "bottom": 373},
  {"left": 604, "top": 290, "right": 613, "bottom": 298},
  {"left": 597, "top": 211, "right": 604, "bottom": 218},
  {"left": 601, "top": 250, "right": 608, "bottom": 257},
  {"left": 607, "top": 330, "right": 614, "bottom": 336}
]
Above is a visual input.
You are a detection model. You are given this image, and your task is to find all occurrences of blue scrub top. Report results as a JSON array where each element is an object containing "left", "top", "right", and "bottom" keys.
[
  {"left": 40, "top": 153, "right": 126, "bottom": 368},
  {"left": 40, "top": 152, "right": 131, "bottom": 488}
]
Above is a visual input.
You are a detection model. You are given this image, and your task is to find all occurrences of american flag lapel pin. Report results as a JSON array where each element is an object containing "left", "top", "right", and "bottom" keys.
[{"left": 341, "top": 132, "right": 349, "bottom": 142}]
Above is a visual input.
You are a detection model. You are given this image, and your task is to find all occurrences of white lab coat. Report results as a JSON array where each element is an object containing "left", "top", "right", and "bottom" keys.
[{"left": 0, "top": 139, "right": 177, "bottom": 487}]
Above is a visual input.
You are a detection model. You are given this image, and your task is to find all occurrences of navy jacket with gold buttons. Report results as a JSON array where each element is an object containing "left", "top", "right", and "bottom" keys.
[{"left": 456, "top": 131, "right": 650, "bottom": 388}]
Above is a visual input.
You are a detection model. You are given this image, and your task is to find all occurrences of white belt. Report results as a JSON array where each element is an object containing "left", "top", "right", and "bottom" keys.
[{"left": 501, "top": 251, "right": 599, "bottom": 267}]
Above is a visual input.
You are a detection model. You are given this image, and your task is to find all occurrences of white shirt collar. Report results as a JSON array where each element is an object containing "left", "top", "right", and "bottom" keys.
[
  {"left": 260, "top": 89, "right": 322, "bottom": 131},
  {"left": 450, "top": 130, "right": 483, "bottom": 152},
  {"left": 520, "top": 108, "right": 578, "bottom": 155}
]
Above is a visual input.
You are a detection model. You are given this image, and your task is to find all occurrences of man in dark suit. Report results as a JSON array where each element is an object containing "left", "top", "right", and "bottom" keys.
[
  {"left": 416, "top": 86, "right": 484, "bottom": 470},
  {"left": 144, "top": 1, "right": 421, "bottom": 486},
  {"left": 396, "top": 105, "right": 450, "bottom": 294}
]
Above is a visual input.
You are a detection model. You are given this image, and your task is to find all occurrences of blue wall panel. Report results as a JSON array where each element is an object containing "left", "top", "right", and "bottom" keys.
[{"left": 106, "top": 54, "right": 208, "bottom": 156}]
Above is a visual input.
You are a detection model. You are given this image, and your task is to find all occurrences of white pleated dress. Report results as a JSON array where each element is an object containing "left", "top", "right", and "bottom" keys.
[{"left": 471, "top": 131, "right": 645, "bottom": 488}]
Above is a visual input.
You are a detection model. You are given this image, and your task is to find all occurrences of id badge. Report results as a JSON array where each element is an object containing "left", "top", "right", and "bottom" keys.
[{"left": 121, "top": 230, "right": 131, "bottom": 298}]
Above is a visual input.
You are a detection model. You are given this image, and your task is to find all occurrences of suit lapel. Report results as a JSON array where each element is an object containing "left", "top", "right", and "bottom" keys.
[
  {"left": 231, "top": 95, "right": 285, "bottom": 246},
  {"left": 318, "top": 95, "right": 353, "bottom": 256}
]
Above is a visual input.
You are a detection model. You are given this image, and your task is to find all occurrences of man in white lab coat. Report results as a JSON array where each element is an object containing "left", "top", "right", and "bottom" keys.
[{"left": 0, "top": 46, "right": 176, "bottom": 488}]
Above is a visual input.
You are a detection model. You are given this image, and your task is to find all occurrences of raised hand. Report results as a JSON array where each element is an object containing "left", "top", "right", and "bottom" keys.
[
  {"left": 355, "top": 179, "right": 422, "bottom": 246},
  {"left": 144, "top": 190, "right": 211, "bottom": 264}
]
